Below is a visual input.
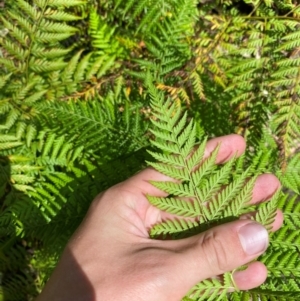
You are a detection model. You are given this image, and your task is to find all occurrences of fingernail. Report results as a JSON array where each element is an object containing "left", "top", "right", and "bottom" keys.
[{"left": 238, "top": 223, "right": 269, "bottom": 255}]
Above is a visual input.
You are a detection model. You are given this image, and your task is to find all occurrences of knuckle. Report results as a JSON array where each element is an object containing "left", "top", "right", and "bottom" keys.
[{"left": 201, "top": 230, "right": 230, "bottom": 273}]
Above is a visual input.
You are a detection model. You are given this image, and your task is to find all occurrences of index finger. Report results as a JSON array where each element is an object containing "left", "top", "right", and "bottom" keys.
[{"left": 204, "top": 134, "right": 246, "bottom": 164}]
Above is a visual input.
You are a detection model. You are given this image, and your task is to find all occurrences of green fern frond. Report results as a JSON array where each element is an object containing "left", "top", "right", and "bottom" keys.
[
  {"left": 39, "top": 19, "right": 78, "bottom": 33},
  {"left": 146, "top": 82, "right": 287, "bottom": 300},
  {"left": 148, "top": 196, "right": 197, "bottom": 217},
  {"left": 271, "top": 226, "right": 300, "bottom": 251},
  {"left": 277, "top": 154, "right": 300, "bottom": 194},
  {"left": 0, "top": 0, "right": 84, "bottom": 137},
  {"left": 150, "top": 218, "right": 200, "bottom": 238},
  {"left": 43, "top": 8, "right": 82, "bottom": 21},
  {"left": 255, "top": 190, "right": 280, "bottom": 231},
  {"left": 88, "top": 7, "right": 124, "bottom": 59},
  {"left": 147, "top": 87, "right": 264, "bottom": 223},
  {"left": 224, "top": 176, "right": 257, "bottom": 217},
  {"left": 47, "top": 0, "right": 86, "bottom": 8},
  {"left": 205, "top": 168, "right": 253, "bottom": 220},
  {"left": 15, "top": 0, "right": 39, "bottom": 20},
  {"left": 187, "top": 272, "right": 234, "bottom": 301}
]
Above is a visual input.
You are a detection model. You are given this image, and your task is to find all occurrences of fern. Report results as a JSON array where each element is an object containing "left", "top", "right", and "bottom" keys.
[
  {"left": 0, "top": 0, "right": 81, "bottom": 130},
  {"left": 1, "top": 0, "right": 300, "bottom": 299},
  {"left": 144, "top": 78, "right": 300, "bottom": 300}
]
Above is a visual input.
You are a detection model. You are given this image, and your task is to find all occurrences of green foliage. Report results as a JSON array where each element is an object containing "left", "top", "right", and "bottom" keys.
[
  {"left": 146, "top": 83, "right": 282, "bottom": 300},
  {"left": 0, "top": 0, "right": 300, "bottom": 300}
]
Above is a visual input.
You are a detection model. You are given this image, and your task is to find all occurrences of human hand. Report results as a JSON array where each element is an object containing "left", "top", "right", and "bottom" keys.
[{"left": 36, "top": 134, "right": 283, "bottom": 301}]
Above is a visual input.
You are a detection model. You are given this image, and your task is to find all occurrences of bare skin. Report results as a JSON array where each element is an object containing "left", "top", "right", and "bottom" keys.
[{"left": 36, "top": 134, "right": 283, "bottom": 301}]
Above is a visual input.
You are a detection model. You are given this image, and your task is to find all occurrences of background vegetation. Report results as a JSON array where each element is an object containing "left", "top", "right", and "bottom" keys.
[{"left": 0, "top": 0, "right": 300, "bottom": 300}]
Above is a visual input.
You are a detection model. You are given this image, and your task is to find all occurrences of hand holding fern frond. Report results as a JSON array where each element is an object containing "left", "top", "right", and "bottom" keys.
[{"left": 36, "top": 135, "right": 283, "bottom": 301}]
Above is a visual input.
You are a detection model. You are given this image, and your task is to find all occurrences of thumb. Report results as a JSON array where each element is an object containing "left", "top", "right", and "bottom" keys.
[{"left": 165, "top": 220, "right": 269, "bottom": 296}]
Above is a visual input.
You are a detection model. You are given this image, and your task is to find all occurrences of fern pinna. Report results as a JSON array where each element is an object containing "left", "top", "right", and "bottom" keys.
[{"left": 146, "top": 83, "right": 300, "bottom": 301}]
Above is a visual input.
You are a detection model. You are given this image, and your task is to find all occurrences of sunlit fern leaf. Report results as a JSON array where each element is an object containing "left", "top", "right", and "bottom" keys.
[
  {"left": 41, "top": 133, "right": 56, "bottom": 157},
  {"left": 198, "top": 157, "right": 235, "bottom": 201},
  {"left": 0, "top": 135, "right": 18, "bottom": 142},
  {"left": 150, "top": 181, "right": 195, "bottom": 198},
  {"left": 270, "top": 225, "right": 300, "bottom": 251},
  {"left": 224, "top": 176, "right": 257, "bottom": 217},
  {"left": 272, "top": 99, "right": 300, "bottom": 159},
  {"left": 278, "top": 194, "right": 300, "bottom": 231},
  {"left": 149, "top": 162, "right": 191, "bottom": 181},
  {"left": 255, "top": 190, "right": 280, "bottom": 232},
  {"left": 1, "top": 39, "right": 28, "bottom": 60},
  {"left": 147, "top": 196, "right": 197, "bottom": 217},
  {"left": 136, "top": 0, "right": 169, "bottom": 33},
  {"left": 150, "top": 218, "right": 200, "bottom": 238},
  {"left": 85, "top": 55, "right": 106, "bottom": 80},
  {"left": 0, "top": 0, "right": 85, "bottom": 136},
  {"left": 61, "top": 50, "right": 83, "bottom": 89},
  {"left": 146, "top": 81, "right": 286, "bottom": 299},
  {"left": 122, "top": 0, "right": 142, "bottom": 17},
  {"left": 24, "top": 90, "right": 47, "bottom": 106},
  {"left": 25, "top": 124, "right": 37, "bottom": 147},
  {"left": 50, "top": 136, "right": 65, "bottom": 161},
  {"left": 262, "top": 248, "right": 300, "bottom": 279},
  {"left": 36, "top": 32, "right": 74, "bottom": 44},
  {"left": 186, "top": 138, "right": 207, "bottom": 172},
  {"left": 191, "top": 147, "right": 219, "bottom": 188},
  {"left": 187, "top": 272, "right": 234, "bottom": 301},
  {"left": 206, "top": 168, "right": 252, "bottom": 220},
  {"left": 47, "top": 0, "right": 86, "bottom": 8},
  {"left": 277, "top": 153, "right": 300, "bottom": 194},
  {"left": 0, "top": 74, "right": 12, "bottom": 89},
  {"left": 190, "top": 71, "right": 205, "bottom": 100},
  {"left": 73, "top": 52, "right": 93, "bottom": 83},
  {"left": 88, "top": 6, "right": 123, "bottom": 77},
  {"left": 43, "top": 8, "right": 82, "bottom": 21},
  {"left": 2, "top": 109, "right": 20, "bottom": 130},
  {"left": 15, "top": 0, "right": 39, "bottom": 20},
  {"left": 39, "top": 19, "right": 78, "bottom": 33},
  {"left": 97, "top": 55, "right": 117, "bottom": 78}
]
